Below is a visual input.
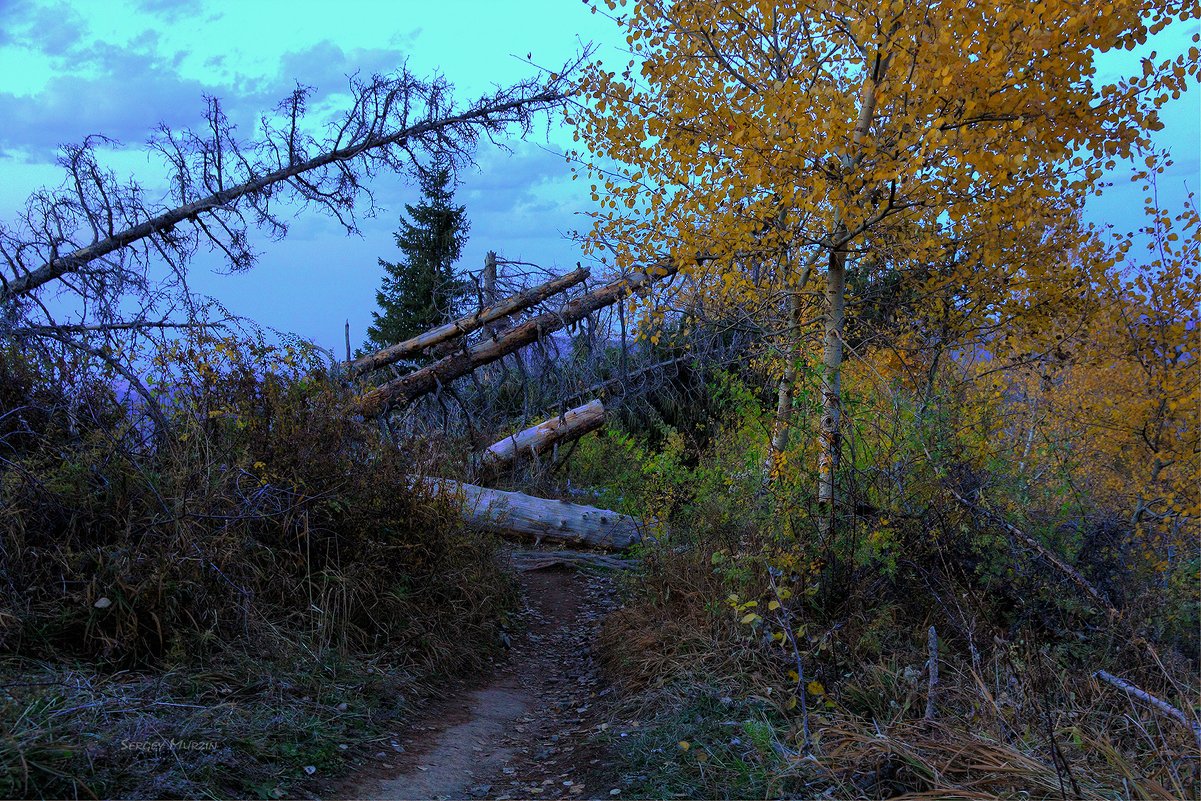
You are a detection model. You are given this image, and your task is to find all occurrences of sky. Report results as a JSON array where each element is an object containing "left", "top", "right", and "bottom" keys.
[{"left": 0, "top": 0, "right": 1197, "bottom": 354}]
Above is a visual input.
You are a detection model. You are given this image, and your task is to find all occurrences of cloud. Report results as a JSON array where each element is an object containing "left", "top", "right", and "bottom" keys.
[
  {"left": 0, "top": 54, "right": 213, "bottom": 153},
  {"left": 0, "top": 0, "right": 85, "bottom": 51},
  {"left": 272, "top": 40, "right": 416, "bottom": 95},
  {"left": 130, "top": 0, "right": 199, "bottom": 24}
]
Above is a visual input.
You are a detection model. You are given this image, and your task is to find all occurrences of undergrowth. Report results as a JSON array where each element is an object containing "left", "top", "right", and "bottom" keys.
[
  {"left": 571, "top": 369, "right": 1200, "bottom": 800},
  {"left": 0, "top": 336, "right": 515, "bottom": 797}
]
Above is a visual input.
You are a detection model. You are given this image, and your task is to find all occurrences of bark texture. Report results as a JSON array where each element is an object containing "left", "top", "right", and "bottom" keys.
[
  {"left": 347, "top": 267, "right": 589, "bottom": 377},
  {"left": 478, "top": 400, "right": 605, "bottom": 477},
  {"left": 817, "top": 50, "right": 889, "bottom": 540},
  {"left": 425, "top": 478, "right": 642, "bottom": 551}
]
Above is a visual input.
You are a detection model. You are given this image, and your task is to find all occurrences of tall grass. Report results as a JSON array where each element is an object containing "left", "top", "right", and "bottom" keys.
[{"left": 0, "top": 336, "right": 515, "bottom": 796}]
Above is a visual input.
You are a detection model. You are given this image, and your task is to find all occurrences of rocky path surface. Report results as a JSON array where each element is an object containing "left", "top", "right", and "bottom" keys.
[{"left": 335, "top": 561, "right": 628, "bottom": 801}]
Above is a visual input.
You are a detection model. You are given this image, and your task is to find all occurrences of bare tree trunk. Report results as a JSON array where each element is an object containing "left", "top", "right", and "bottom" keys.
[
  {"left": 483, "top": 250, "right": 498, "bottom": 299},
  {"left": 347, "top": 267, "right": 588, "bottom": 377},
  {"left": 817, "top": 48, "right": 888, "bottom": 541},
  {"left": 765, "top": 251, "right": 818, "bottom": 480},
  {"left": 359, "top": 263, "right": 678, "bottom": 416},
  {"left": 817, "top": 242, "right": 847, "bottom": 540},
  {"left": 424, "top": 478, "right": 643, "bottom": 550},
  {"left": 766, "top": 292, "right": 801, "bottom": 478},
  {"left": 478, "top": 399, "right": 605, "bottom": 477}
]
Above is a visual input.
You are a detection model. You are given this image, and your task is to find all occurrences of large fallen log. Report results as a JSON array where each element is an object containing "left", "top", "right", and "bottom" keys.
[
  {"left": 478, "top": 399, "right": 605, "bottom": 477},
  {"left": 359, "top": 263, "right": 679, "bottom": 417},
  {"left": 425, "top": 478, "right": 641, "bottom": 551},
  {"left": 347, "top": 266, "right": 590, "bottom": 377}
]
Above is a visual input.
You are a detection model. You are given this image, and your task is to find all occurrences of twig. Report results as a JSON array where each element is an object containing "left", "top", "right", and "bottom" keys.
[
  {"left": 767, "top": 567, "right": 810, "bottom": 754},
  {"left": 1095, "top": 669, "right": 1201, "bottom": 751},
  {"left": 943, "top": 485, "right": 1113, "bottom": 614}
]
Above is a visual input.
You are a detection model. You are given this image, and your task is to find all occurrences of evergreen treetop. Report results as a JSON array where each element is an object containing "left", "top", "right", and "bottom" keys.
[{"left": 364, "top": 168, "right": 469, "bottom": 353}]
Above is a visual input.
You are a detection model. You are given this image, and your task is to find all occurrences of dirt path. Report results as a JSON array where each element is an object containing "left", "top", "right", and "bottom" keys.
[{"left": 334, "top": 562, "right": 626, "bottom": 801}]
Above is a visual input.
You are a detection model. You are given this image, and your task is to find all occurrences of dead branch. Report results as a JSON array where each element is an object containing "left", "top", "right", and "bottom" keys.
[
  {"left": 1, "top": 66, "right": 580, "bottom": 308},
  {"left": 944, "top": 485, "right": 1114, "bottom": 615},
  {"left": 1095, "top": 669, "right": 1201, "bottom": 750},
  {"left": 925, "top": 625, "right": 939, "bottom": 721}
]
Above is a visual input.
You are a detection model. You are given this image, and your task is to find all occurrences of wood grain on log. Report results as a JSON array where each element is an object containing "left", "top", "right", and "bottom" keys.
[
  {"left": 423, "top": 478, "right": 641, "bottom": 551},
  {"left": 479, "top": 400, "right": 605, "bottom": 477},
  {"left": 347, "top": 267, "right": 589, "bottom": 377},
  {"left": 359, "top": 263, "right": 678, "bottom": 417}
]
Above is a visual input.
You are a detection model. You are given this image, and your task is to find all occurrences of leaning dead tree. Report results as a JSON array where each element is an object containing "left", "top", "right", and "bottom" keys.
[
  {"left": 346, "top": 266, "right": 590, "bottom": 377},
  {"left": 358, "top": 262, "right": 679, "bottom": 416},
  {"left": 1, "top": 68, "right": 580, "bottom": 310},
  {"left": 0, "top": 58, "right": 586, "bottom": 429}
]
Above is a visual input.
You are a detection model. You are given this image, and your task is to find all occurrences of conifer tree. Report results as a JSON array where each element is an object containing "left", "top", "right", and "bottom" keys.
[{"left": 365, "top": 168, "right": 469, "bottom": 352}]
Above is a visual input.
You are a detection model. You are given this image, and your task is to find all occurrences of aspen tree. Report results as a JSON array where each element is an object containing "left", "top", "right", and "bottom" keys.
[{"left": 573, "top": 0, "right": 1199, "bottom": 537}]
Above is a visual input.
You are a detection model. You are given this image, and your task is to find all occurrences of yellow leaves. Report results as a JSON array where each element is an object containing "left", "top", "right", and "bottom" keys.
[{"left": 807, "top": 680, "right": 826, "bottom": 696}]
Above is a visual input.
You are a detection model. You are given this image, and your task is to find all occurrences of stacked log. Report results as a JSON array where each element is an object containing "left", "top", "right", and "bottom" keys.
[
  {"left": 354, "top": 262, "right": 687, "bottom": 556},
  {"left": 358, "top": 263, "right": 678, "bottom": 416}
]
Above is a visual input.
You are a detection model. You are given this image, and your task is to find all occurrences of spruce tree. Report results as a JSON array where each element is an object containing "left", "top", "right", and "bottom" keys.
[{"left": 364, "top": 168, "right": 469, "bottom": 353}]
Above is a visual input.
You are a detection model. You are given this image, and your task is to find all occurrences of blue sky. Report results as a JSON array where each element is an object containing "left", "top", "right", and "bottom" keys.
[{"left": 0, "top": 1, "right": 1197, "bottom": 353}]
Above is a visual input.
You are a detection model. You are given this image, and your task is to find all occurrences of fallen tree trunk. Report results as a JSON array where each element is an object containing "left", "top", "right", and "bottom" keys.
[
  {"left": 511, "top": 550, "right": 640, "bottom": 571},
  {"left": 347, "top": 266, "right": 590, "bottom": 377},
  {"left": 425, "top": 478, "right": 641, "bottom": 551},
  {"left": 478, "top": 399, "right": 605, "bottom": 477},
  {"left": 359, "top": 263, "right": 679, "bottom": 417}
]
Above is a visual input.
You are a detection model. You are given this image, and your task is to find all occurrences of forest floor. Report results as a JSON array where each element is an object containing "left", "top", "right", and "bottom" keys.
[{"left": 326, "top": 559, "right": 633, "bottom": 801}]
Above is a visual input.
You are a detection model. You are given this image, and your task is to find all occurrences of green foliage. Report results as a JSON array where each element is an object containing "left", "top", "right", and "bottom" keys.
[
  {"left": 364, "top": 167, "right": 470, "bottom": 353},
  {"left": 586, "top": 356, "right": 1198, "bottom": 799}
]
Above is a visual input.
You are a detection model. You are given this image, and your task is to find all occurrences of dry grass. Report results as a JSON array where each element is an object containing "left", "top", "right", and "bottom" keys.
[
  {"left": 595, "top": 535, "right": 1199, "bottom": 800},
  {"left": 0, "top": 342, "right": 519, "bottom": 796}
]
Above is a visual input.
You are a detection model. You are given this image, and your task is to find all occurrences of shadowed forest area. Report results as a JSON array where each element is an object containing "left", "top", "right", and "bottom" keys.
[{"left": 1, "top": 1, "right": 1198, "bottom": 799}]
